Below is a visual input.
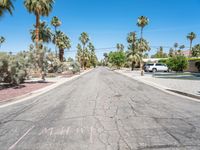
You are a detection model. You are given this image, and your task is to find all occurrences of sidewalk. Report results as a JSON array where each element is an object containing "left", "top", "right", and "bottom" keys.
[{"left": 116, "top": 69, "right": 200, "bottom": 99}]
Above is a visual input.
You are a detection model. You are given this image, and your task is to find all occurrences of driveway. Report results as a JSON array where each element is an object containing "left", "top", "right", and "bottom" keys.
[{"left": 0, "top": 67, "right": 200, "bottom": 150}]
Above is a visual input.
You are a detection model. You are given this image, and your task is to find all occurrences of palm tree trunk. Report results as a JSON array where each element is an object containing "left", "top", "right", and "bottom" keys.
[
  {"left": 55, "top": 26, "right": 58, "bottom": 58},
  {"left": 141, "top": 27, "right": 143, "bottom": 39},
  {"left": 83, "top": 45, "right": 86, "bottom": 70},
  {"left": 190, "top": 40, "right": 192, "bottom": 57},
  {"left": 59, "top": 48, "right": 64, "bottom": 62},
  {"left": 131, "top": 61, "right": 135, "bottom": 71},
  {"left": 35, "top": 13, "right": 40, "bottom": 48}
]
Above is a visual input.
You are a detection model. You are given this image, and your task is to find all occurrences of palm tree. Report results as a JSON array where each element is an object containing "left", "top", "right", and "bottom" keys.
[
  {"left": 30, "top": 21, "right": 52, "bottom": 43},
  {"left": 54, "top": 31, "right": 71, "bottom": 62},
  {"left": 187, "top": 32, "right": 196, "bottom": 56},
  {"left": 137, "top": 16, "right": 149, "bottom": 39},
  {"left": 88, "top": 42, "right": 97, "bottom": 68},
  {"left": 116, "top": 43, "right": 124, "bottom": 51},
  {"left": 51, "top": 16, "right": 61, "bottom": 32},
  {"left": 0, "top": 36, "right": 5, "bottom": 48},
  {"left": 127, "top": 32, "right": 141, "bottom": 70},
  {"left": 51, "top": 16, "right": 61, "bottom": 56},
  {"left": 0, "top": 0, "right": 14, "bottom": 17},
  {"left": 174, "top": 43, "right": 178, "bottom": 51},
  {"left": 24, "top": 0, "right": 54, "bottom": 45},
  {"left": 79, "top": 32, "right": 89, "bottom": 69}
]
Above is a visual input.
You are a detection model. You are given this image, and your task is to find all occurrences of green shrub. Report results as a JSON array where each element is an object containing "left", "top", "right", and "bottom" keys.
[
  {"left": 108, "top": 51, "right": 126, "bottom": 69},
  {"left": 70, "top": 61, "right": 80, "bottom": 74},
  {"left": 0, "top": 55, "right": 27, "bottom": 85},
  {"left": 195, "top": 61, "right": 200, "bottom": 72},
  {"left": 167, "top": 55, "right": 188, "bottom": 72}
]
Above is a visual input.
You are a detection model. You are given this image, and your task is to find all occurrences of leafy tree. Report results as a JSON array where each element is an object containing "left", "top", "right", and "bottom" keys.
[
  {"left": 30, "top": 21, "right": 52, "bottom": 43},
  {"left": 192, "top": 44, "right": 200, "bottom": 57},
  {"left": 0, "top": 0, "right": 14, "bottom": 17},
  {"left": 187, "top": 32, "right": 196, "bottom": 56},
  {"left": 108, "top": 51, "right": 126, "bottom": 69},
  {"left": 24, "top": 0, "right": 54, "bottom": 45},
  {"left": 137, "top": 16, "right": 149, "bottom": 39},
  {"left": 53, "top": 31, "right": 71, "bottom": 62},
  {"left": 0, "top": 36, "right": 5, "bottom": 48},
  {"left": 167, "top": 55, "right": 188, "bottom": 72}
]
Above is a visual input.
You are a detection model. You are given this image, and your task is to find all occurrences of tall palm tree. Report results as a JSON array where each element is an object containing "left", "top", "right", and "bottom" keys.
[
  {"left": 51, "top": 16, "right": 61, "bottom": 32},
  {"left": 30, "top": 21, "right": 52, "bottom": 43},
  {"left": 24, "top": 0, "right": 54, "bottom": 45},
  {"left": 79, "top": 32, "right": 89, "bottom": 69},
  {"left": 0, "top": 0, "right": 14, "bottom": 17},
  {"left": 0, "top": 36, "right": 5, "bottom": 48},
  {"left": 187, "top": 32, "right": 196, "bottom": 56},
  {"left": 137, "top": 16, "right": 149, "bottom": 39},
  {"left": 51, "top": 16, "right": 61, "bottom": 56},
  {"left": 54, "top": 31, "right": 71, "bottom": 62}
]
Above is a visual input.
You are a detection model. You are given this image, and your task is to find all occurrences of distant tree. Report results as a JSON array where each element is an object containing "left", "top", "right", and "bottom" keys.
[
  {"left": 103, "top": 53, "right": 109, "bottom": 66},
  {"left": 116, "top": 43, "right": 125, "bottom": 51},
  {"left": 187, "top": 32, "right": 196, "bottom": 56},
  {"left": 51, "top": 16, "right": 61, "bottom": 32},
  {"left": 174, "top": 43, "right": 179, "bottom": 51},
  {"left": 0, "top": 36, "right": 5, "bottom": 48},
  {"left": 168, "top": 48, "right": 174, "bottom": 57},
  {"left": 137, "top": 16, "right": 149, "bottom": 39},
  {"left": 0, "top": 0, "right": 14, "bottom": 17},
  {"left": 152, "top": 46, "right": 168, "bottom": 58},
  {"left": 192, "top": 44, "right": 200, "bottom": 57},
  {"left": 24, "top": 0, "right": 54, "bottom": 45}
]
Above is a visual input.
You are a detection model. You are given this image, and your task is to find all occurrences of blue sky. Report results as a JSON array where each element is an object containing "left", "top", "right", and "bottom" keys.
[{"left": 0, "top": 0, "right": 200, "bottom": 59}]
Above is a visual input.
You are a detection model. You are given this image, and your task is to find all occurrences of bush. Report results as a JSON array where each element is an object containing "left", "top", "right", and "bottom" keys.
[
  {"left": 195, "top": 61, "right": 200, "bottom": 72},
  {"left": 70, "top": 61, "right": 80, "bottom": 74},
  {"left": 166, "top": 55, "right": 188, "bottom": 72},
  {"left": 0, "top": 55, "right": 27, "bottom": 85}
]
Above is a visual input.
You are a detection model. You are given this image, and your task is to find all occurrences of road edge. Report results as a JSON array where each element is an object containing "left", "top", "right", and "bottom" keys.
[{"left": 114, "top": 70, "right": 200, "bottom": 102}]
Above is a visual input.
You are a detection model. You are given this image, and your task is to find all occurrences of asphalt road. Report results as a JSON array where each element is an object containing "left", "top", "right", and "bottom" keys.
[{"left": 1, "top": 67, "right": 200, "bottom": 150}]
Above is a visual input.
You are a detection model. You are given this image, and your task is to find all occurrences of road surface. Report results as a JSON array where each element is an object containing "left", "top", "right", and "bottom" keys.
[{"left": 0, "top": 67, "right": 200, "bottom": 150}]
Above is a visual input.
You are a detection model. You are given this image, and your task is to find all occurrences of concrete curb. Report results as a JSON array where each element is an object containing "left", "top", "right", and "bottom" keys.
[
  {"left": 0, "top": 69, "right": 93, "bottom": 108},
  {"left": 114, "top": 70, "right": 200, "bottom": 102}
]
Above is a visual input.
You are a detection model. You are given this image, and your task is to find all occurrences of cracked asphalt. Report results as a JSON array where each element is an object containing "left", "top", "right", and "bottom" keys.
[{"left": 1, "top": 67, "right": 200, "bottom": 150}]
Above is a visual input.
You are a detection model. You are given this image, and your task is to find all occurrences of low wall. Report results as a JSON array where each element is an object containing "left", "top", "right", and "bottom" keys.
[{"left": 184, "top": 60, "right": 199, "bottom": 72}]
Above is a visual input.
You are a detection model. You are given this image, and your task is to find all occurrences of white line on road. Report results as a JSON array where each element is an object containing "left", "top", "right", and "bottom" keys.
[{"left": 8, "top": 125, "right": 35, "bottom": 150}]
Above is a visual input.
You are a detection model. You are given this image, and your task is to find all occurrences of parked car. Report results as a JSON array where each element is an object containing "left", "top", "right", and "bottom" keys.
[{"left": 144, "top": 63, "right": 169, "bottom": 72}]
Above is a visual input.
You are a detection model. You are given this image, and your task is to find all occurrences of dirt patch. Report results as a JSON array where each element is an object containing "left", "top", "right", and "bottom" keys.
[{"left": 0, "top": 82, "right": 53, "bottom": 102}]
